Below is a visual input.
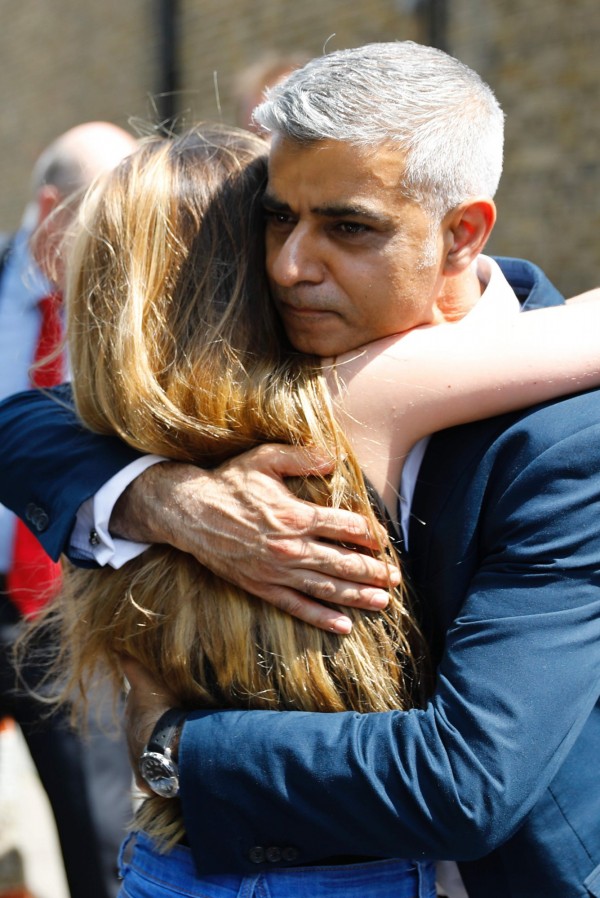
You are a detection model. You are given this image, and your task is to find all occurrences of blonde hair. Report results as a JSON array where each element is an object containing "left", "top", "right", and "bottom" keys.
[{"left": 47, "top": 124, "right": 427, "bottom": 845}]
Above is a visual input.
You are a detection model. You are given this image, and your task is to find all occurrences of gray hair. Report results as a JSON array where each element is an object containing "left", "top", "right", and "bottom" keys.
[
  {"left": 31, "top": 143, "right": 88, "bottom": 196},
  {"left": 254, "top": 41, "right": 505, "bottom": 219},
  {"left": 30, "top": 122, "right": 137, "bottom": 199}
]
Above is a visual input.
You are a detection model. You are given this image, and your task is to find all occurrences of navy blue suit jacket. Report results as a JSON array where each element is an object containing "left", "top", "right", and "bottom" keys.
[{"left": 1, "top": 259, "right": 599, "bottom": 897}]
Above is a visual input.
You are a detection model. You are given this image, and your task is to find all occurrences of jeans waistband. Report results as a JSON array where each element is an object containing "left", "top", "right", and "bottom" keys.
[{"left": 119, "top": 832, "right": 437, "bottom": 898}]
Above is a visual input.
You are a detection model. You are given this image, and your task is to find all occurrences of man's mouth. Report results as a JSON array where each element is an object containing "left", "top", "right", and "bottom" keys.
[{"left": 276, "top": 298, "right": 336, "bottom": 320}]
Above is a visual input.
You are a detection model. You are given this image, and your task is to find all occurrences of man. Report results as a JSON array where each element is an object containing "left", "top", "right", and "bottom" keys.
[
  {"left": 0, "top": 44, "right": 598, "bottom": 898},
  {"left": 0, "top": 122, "right": 138, "bottom": 898}
]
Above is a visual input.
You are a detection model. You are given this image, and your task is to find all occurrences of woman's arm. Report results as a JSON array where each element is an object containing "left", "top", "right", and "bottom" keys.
[
  {"left": 567, "top": 288, "right": 600, "bottom": 303},
  {"left": 331, "top": 296, "right": 600, "bottom": 507}
]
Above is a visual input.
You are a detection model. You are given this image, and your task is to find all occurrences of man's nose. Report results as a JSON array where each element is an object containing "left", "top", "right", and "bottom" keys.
[{"left": 268, "top": 227, "right": 324, "bottom": 287}]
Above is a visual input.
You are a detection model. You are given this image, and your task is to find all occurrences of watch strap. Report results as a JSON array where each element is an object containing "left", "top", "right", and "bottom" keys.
[{"left": 145, "top": 708, "right": 187, "bottom": 755}]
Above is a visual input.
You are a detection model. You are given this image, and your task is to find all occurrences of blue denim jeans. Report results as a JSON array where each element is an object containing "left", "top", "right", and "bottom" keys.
[{"left": 118, "top": 832, "right": 437, "bottom": 898}]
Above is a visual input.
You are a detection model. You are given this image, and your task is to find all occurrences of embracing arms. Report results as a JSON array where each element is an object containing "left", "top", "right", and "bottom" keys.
[
  {"left": 332, "top": 285, "right": 600, "bottom": 511},
  {"left": 0, "top": 386, "right": 395, "bottom": 631},
  {"left": 1, "top": 270, "right": 600, "bottom": 625},
  {"left": 124, "top": 393, "right": 600, "bottom": 872},
  {"left": 102, "top": 278, "right": 600, "bottom": 564},
  {"left": 2, "top": 282, "right": 600, "bottom": 600}
]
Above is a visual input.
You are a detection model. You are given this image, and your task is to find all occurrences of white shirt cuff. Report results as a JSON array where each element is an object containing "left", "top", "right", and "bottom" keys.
[{"left": 71, "top": 455, "right": 167, "bottom": 568}]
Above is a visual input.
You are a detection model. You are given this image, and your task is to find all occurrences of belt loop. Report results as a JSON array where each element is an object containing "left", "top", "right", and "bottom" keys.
[
  {"left": 417, "top": 859, "right": 436, "bottom": 898},
  {"left": 238, "top": 874, "right": 264, "bottom": 898},
  {"left": 117, "top": 831, "right": 136, "bottom": 880}
]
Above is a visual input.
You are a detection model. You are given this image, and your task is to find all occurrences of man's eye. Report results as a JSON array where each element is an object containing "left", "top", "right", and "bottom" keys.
[
  {"left": 265, "top": 211, "right": 293, "bottom": 227},
  {"left": 336, "top": 221, "right": 368, "bottom": 235}
]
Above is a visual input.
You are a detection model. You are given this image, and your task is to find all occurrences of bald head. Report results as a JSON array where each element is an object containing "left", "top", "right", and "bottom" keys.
[
  {"left": 30, "top": 121, "right": 137, "bottom": 285},
  {"left": 31, "top": 121, "right": 138, "bottom": 197}
]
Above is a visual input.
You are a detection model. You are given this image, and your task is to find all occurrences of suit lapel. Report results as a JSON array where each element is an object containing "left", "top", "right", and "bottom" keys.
[
  {"left": 494, "top": 256, "right": 564, "bottom": 310},
  {"left": 409, "top": 256, "right": 565, "bottom": 585},
  {"left": 408, "top": 416, "right": 507, "bottom": 579}
]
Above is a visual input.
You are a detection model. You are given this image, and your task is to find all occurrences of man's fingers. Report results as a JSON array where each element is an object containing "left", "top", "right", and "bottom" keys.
[
  {"left": 265, "top": 587, "right": 354, "bottom": 633},
  {"left": 252, "top": 443, "right": 335, "bottom": 478},
  {"left": 310, "top": 510, "right": 390, "bottom": 553},
  {"left": 294, "top": 577, "right": 391, "bottom": 610},
  {"left": 136, "top": 447, "right": 402, "bottom": 631},
  {"left": 251, "top": 445, "right": 391, "bottom": 552},
  {"left": 266, "top": 537, "right": 400, "bottom": 589},
  {"left": 259, "top": 568, "right": 391, "bottom": 608},
  {"left": 259, "top": 574, "right": 397, "bottom": 632}
]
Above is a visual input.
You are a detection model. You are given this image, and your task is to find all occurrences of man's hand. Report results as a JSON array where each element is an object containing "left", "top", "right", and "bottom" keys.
[
  {"left": 120, "top": 656, "right": 178, "bottom": 795},
  {"left": 111, "top": 444, "right": 398, "bottom": 633}
]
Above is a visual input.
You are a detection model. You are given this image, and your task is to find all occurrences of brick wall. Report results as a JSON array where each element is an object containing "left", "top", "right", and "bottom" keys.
[
  {"left": 450, "top": 0, "right": 600, "bottom": 293},
  {"left": 0, "top": 0, "right": 598, "bottom": 292},
  {"left": 0, "top": 1, "right": 418, "bottom": 231},
  {"left": 0, "top": 2, "right": 153, "bottom": 231}
]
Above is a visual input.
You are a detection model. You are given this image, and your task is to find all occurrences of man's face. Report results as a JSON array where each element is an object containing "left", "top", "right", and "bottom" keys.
[{"left": 264, "top": 137, "right": 448, "bottom": 357}]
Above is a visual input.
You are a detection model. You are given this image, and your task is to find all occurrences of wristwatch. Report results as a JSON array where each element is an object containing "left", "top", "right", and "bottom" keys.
[{"left": 139, "top": 708, "right": 187, "bottom": 798}]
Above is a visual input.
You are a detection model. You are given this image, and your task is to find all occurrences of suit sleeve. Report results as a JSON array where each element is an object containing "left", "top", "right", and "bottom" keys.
[
  {"left": 0, "top": 385, "right": 143, "bottom": 561},
  {"left": 178, "top": 407, "right": 600, "bottom": 873}
]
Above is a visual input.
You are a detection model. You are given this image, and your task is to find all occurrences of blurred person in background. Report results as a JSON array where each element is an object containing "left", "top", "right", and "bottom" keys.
[
  {"left": 0, "top": 122, "right": 137, "bottom": 898},
  {"left": 232, "top": 51, "right": 309, "bottom": 132}
]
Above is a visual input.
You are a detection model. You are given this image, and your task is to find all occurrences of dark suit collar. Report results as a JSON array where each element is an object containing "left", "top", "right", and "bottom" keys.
[
  {"left": 408, "top": 256, "right": 565, "bottom": 566},
  {"left": 493, "top": 256, "right": 564, "bottom": 310}
]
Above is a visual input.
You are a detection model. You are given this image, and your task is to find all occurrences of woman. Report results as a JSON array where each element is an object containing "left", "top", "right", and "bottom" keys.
[{"left": 35, "top": 123, "right": 600, "bottom": 898}]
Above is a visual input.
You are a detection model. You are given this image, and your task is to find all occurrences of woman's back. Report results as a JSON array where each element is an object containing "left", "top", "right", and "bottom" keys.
[{"left": 56, "top": 125, "right": 426, "bottom": 846}]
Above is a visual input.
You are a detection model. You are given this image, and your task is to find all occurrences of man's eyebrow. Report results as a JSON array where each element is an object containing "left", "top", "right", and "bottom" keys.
[
  {"left": 261, "top": 193, "right": 290, "bottom": 212},
  {"left": 313, "top": 203, "right": 392, "bottom": 225},
  {"left": 262, "top": 193, "right": 392, "bottom": 225}
]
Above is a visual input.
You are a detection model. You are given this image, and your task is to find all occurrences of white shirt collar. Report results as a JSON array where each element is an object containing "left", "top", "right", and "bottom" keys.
[{"left": 469, "top": 254, "right": 521, "bottom": 320}]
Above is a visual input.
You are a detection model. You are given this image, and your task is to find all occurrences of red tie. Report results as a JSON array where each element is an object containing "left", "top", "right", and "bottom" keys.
[{"left": 7, "top": 293, "right": 64, "bottom": 618}]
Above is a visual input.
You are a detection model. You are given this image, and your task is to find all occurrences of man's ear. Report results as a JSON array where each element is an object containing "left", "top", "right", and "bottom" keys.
[
  {"left": 442, "top": 198, "right": 496, "bottom": 275},
  {"left": 35, "top": 184, "right": 62, "bottom": 229},
  {"left": 30, "top": 185, "right": 64, "bottom": 281}
]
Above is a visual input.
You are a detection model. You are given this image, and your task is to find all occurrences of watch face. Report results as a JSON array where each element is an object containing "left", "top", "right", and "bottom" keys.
[{"left": 139, "top": 752, "right": 179, "bottom": 798}]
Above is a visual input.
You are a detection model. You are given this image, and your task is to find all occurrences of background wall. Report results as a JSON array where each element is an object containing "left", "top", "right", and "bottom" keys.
[
  {"left": 0, "top": 3, "right": 153, "bottom": 220},
  {"left": 450, "top": 0, "right": 599, "bottom": 292},
  {"left": 0, "top": 0, "right": 598, "bottom": 293}
]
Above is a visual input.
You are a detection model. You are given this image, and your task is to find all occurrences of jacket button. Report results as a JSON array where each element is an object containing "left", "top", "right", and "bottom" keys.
[
  {"left": 25, "top": 504, "right": 49, "bottom": 532},
  {"left": 248, "top": 846, "right": 265, "bottom": 864},
  {"left": 265, "top": 846, "right": 281, "bottom": 863},
  {"left": 33, "top": 510, "right": 49, "bottom": 532},
  {"left": 282, "top": 846, "right": 299, "bottom": 863}
]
